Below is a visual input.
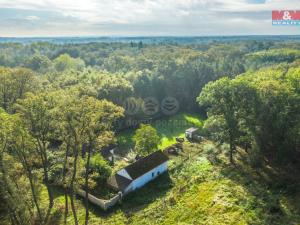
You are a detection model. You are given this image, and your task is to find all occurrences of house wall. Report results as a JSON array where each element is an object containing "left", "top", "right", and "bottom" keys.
[
  {"left": 124, "top": 183, "right": 133, "bottom": 194},
  {"left": 185, "top": 131, "right": 192, "bottom": 139},
  {"left": 186, "top": 130, "right": 198, "bottom": 139},
  {"left": 130, "top": 162, "right": 168, "bottom": 192}
]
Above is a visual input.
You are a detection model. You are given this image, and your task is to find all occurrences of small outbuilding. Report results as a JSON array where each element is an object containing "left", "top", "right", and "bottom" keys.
[
  {"left": 185, "top": 127, "right": 199, "bottom": 140},
  {"left": 108, "top": 150, "right": 169, "bottom": 195},
  {"left": 101, "top": 144, "right": 117, "bottom": 162}
]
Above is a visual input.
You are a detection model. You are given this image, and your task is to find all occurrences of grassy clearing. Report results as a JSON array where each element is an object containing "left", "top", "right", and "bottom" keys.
[
  {"left": 117, "top": 112, "right": 204, "bottom": 153},
  {"left": 46, "top": 140, "right": 300, "bottom": 225}
]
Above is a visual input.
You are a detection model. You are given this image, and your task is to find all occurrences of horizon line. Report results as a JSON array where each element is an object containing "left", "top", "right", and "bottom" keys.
[{"left": 1, "top": 34, "right": 300, "bottom": 39}]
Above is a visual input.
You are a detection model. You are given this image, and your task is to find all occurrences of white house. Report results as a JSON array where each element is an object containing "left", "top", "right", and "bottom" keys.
[{"left": 108, "top": 150, "right": 169, "bottom": 195}]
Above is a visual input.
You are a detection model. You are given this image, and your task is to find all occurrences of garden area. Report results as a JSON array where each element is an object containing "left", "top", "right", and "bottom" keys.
[{"left": 116, "top": 112, "right": 204, "bottom": 154}]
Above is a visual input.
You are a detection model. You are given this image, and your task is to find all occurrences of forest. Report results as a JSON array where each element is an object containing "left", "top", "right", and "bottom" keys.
[{"left": 0, "top": 38, "right": 299, "bottom": 225}]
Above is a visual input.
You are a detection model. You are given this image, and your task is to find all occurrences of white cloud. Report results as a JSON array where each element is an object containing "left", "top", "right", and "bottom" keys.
[
  {"left": 0, "top": 0, "right": 299, "bottom": 36},
  {"left": 0, "top": 0, "right": 299, "bottom": 23},
  {"left": 25, "top": 15, "right": 39, "bottom": 21}
]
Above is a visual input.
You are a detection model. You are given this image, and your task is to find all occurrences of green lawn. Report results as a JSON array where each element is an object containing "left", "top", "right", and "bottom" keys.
[{"left": 117, "top": 112, "right": 204, "bottom": 154}]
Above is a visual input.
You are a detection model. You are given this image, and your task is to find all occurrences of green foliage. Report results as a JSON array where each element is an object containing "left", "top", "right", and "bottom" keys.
[
  {"left": 48, "top": 150, "right": 65, "bottom": 183},
  {"left": 0, "top": 67, "right": 38, "bottom": 111},
  {"left": 285, "top": 67, "right": 300, "bottom": 92},
  {"left": 89, "top": 154, "right": 111, "bottom": 181},
  {"left": 98, "top": 76, "right": 134, "bottom": 105},
  {"left": 53, "top": 53, "right": 85, "bottom": 72},
  {"left": 0, "top": 110, "right": 40, "bottom": 224},
  {"left": 24, "top": 54, "right": 52, "bottom": 72},
  {"left": 202, "top": 115, "right": 227, "bottom": 142},
  {"left": 246, "top": 48, "right": 300, "bottom": 69},
  {"left": 15, "top": 91, "right": 60, "bottom": 144},
  {"left": 198, "top": 64, "right": 300, "bottom": 163},
  {"left": 0, "top": 41, "right": 258, "bottom": 113},
  {"left": 198, "top": 77, "right": 241, "bottom": 162},
  {"left": 133, "top": 124, "right": 160, "bottom": 155}
]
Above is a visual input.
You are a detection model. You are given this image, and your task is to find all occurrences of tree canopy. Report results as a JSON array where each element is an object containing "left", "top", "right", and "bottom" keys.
[{"left": 133, "top": 124, "right": 160, "bottom": 156}]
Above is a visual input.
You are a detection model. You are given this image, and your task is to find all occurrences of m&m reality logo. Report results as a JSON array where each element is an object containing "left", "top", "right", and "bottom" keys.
[{"left": 272, "top": 10, "right": 300, "bottom": 26}]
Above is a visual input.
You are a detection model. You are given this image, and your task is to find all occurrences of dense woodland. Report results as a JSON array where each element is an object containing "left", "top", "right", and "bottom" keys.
[{"left": 0, "top": 39, "right": 299, "bottom": 225}]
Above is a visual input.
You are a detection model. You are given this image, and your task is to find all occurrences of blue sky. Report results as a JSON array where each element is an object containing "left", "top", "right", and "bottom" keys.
[{"left": 0, "top": 0, "right": 299, "bottom": 37}]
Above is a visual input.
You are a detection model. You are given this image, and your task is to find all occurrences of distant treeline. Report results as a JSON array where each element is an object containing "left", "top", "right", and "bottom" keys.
[{"left": 1, "top": 35, "right": 300, "bottom": 44}]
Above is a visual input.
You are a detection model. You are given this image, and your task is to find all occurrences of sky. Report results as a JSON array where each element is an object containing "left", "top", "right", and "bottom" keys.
[{"left": 0, "top": 0, "right": 300, "bottom": 37}]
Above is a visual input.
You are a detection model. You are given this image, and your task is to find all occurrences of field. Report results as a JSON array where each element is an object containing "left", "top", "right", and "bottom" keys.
[{"left": 46, "top": 139, "right": 300, "bottom": 225}]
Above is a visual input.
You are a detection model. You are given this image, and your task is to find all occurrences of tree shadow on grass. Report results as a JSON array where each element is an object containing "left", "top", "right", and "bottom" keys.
[
  {"left": 51, "top": 186, "right": 112, "bottom": 220},
  {"left": 48, "top": 207, "right": 64, "bottom": 225},
  {"left": 212, "top": 148, "right": 300, "bottom": 225},
  {"left": 121, "top": 172, "right": 173, "bottom": 213}
]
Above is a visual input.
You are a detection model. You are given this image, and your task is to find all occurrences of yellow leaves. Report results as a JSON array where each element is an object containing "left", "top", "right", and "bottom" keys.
[
  {"left": 286, "top": 67, "right": 300, "bottom": 92},
  {"left": 0, "top": 110, "right": 17, "bottom": 146},
  {"left": 0, "top": 67, "right": 37, "bottom": 111},
  {"left": 246, "top": 48, "right": 300, "bottom": 64}
]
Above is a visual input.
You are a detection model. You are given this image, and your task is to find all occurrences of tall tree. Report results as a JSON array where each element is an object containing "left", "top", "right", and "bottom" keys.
[
  {"left": 11, "top": 118, "right": 43, "bottom": 223},
  {"left": 15, "top": 92, "right": 58, "bottom": 223},
  {"left": 198, "top": 78, "right": 239, "bottom": 163},
  {"left": 0, "top": 109, "right": 31, "bottom": 225}
]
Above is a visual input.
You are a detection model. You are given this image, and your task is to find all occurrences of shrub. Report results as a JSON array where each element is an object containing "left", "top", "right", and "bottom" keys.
[{"left": 89, "top": 154, "right": 112, "bottom": 182}]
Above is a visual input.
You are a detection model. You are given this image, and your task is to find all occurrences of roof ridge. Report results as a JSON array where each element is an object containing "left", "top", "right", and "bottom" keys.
[{"left": 123, "top": 150, "right": 169, "bottom": 180}]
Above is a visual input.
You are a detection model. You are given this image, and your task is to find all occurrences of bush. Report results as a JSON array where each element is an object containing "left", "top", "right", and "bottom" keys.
[{"left": 89, "top": 154, "right": 111, "bottom": 182}]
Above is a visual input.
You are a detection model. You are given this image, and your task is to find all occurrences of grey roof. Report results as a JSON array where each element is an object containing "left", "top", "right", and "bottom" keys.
[
  {"left": 185, "top": 127, "right": 199, "bottom": 133},
  {"left": 107, "top": 174, "right": 132, "bottom": 192},
  {"left": 124, "top": 150, "right": 169, "bottom": 180},
  {"left": 107, "top": 151, "right": 169, "bottom": 192}
]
